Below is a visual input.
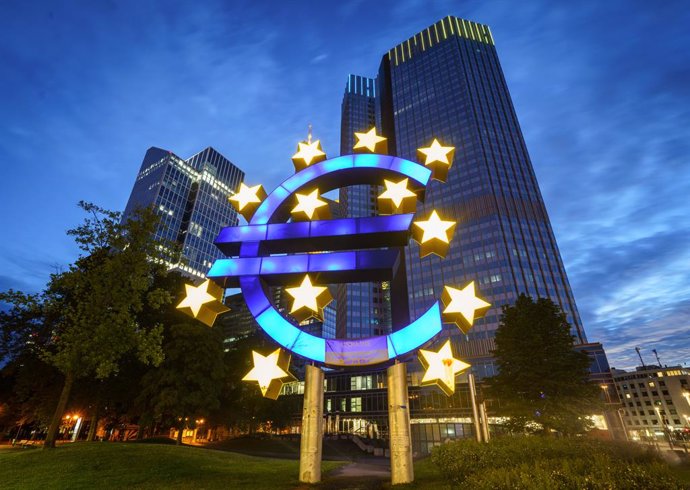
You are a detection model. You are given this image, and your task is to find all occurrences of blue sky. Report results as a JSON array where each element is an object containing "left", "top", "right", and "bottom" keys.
[{"left": 1, "top": 0, "right": 689, "bottom": 369}]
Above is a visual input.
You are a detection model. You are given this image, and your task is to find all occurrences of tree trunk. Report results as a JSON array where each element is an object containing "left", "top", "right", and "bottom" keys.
[
  {"left": 44, "top": 371, "right": 75, "bottom": 449},
  {"left": 176, "top": 421, "right": 184, "bottom": 445},
  {"left": 86, "top": 404, "right": 99, "bottom": 441}
]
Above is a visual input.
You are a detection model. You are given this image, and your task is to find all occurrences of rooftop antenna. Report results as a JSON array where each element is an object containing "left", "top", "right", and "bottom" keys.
[
  {"left": 635, "top": 347, "right": 646, "bottom": 367},
  {"left": 307, "top": 123, "right": 313, "bottom": 144},
  {"left": 652, "top": 349, "right": 662, "bottom": 368}
]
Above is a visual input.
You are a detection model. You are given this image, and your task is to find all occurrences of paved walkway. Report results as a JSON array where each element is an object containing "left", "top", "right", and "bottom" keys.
[
  {"left": 329, "top": 462, "right": 390, "bottom": 478},
  {"left": 314, "top": 462, "right": 391, "bottom": 490}
]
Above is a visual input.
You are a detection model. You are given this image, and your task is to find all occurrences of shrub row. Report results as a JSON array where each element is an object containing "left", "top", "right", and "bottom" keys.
[{"left": 430, "top": 437, "right": 684, "bottom": 489}]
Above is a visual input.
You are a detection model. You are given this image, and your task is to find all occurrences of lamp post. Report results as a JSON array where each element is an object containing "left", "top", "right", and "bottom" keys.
[{"left": 71, "top": 415, "right": 83, "bottom": 442}]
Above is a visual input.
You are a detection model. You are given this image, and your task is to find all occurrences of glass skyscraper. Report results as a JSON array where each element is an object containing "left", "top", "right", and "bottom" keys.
[
  {"left": 122, "top": 146, "right": 244, "bottom": 279},
  {"left": 376, "top": 16, "right": 586, "bottom": 376},
  {"left": 336, "top": 75, "right": 391, "bottom": 339},
  {"left": 306, "top": 17, "right": 600, "bottom": 452}
]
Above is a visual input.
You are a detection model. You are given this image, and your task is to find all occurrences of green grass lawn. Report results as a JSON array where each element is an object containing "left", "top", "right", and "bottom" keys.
[
  {"left": 1, "top": 442, "right": 346, "bottom": 489},
  {"left": 208, "top": 436, "right": 367, "bottom": 461}
]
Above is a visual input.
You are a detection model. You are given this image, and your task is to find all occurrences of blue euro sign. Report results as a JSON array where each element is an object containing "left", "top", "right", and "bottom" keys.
[{"left": 208, "top": 154, "right": 443, "bottom": 366}]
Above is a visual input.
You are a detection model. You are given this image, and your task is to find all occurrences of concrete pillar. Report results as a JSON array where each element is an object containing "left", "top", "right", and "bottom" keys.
[
  {"left": 299, "top": 364, "right": 324, "bottom": 483},
  {"left": 387, "top": 362, "right": 414, "bottom": 485},
  {"left": 468, "top": 373, "right": 482, "bottom": 442},
  {"left": 479, "top": 401, "right": 490, "bottom": 442}
]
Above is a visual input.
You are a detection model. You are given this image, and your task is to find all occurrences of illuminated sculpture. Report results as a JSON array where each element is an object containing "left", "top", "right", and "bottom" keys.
[
  {"left": 242, "top": 348, "right": 296, "bottom": 400},
  {"left": 228, "top": 183, "right": 267, "bottom": 221},
  {"left": 285, "top": 274, "right": 334, "bottom": 322},
  {"left": 291, "top": 189, "right": 331, "bottom": 221},
  {"left": 441, "top": 281, "right": 491, "bottom": 334},
  {"left": 292, "top": 140, "right": 327, "bottom": 171},
  {"left": 179, "top": 135, "right": 491, "bottom": 388},
  {"left": 353, "top": 127, "right": 388, "bottom": 154},
  {"left": 417, "top": 139, "right": 455, "bottom": 182},
  {"left": 378, "top": 178, "right": 418, "bottom": 215},
  {"left": 411, "top": 210, "right": 456, "bottom": 258},
  {"left": 178, "top": 130, "right": 492, "bottom": 485},
  {"left": 418, "top": 340, "right": 470, "bottom": 396},
  {"left": 176, "top": 279, "right": 229, "bottom": 327}
]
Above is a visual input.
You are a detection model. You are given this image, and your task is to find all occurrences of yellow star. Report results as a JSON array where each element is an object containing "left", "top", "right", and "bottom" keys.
[
  {"left": 228, "top": 183, "right": 266, "bottom": 221},
  {"left": 378, "top": 178, "right": 417, "bottom": 214},
  {"left": 285, "top": 274, "right": 333, "bottom": 322},
  {"left": 417, "top": 139, "right": 455, "bottom": 182},
  {"left": 411, "top": 210, "right": 456, "bottom": 258},
  {"left": 292, "top": 140, "right": 326, "bottom": 172},
  {"left": 176, "top": 280, "right": 229, "bottom": 327},
  {"left": 291, "top": 189, "right": 331, "bottom": 221},
  {"left": 353, "top": 127, "right": 388, "bottom": 154},
  {"left": 242, "top": 348, "right": 296, "bottom": 400},
  {"left": 441, "top": 281, "right": 491, "bottom": 334},
  {"left": 418, "top": 340, "right": 470, "bottom": 396}
]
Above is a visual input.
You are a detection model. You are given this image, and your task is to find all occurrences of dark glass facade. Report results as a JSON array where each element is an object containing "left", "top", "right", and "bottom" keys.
[
  {"left": 336, "top": 75, "right": 391, "bottom": 339},
  {"left": 377, "top": 16, "right": 586, "bottom": 377},
  {"left": 122, "top": 146, "right": 244, "bottom": 279}
]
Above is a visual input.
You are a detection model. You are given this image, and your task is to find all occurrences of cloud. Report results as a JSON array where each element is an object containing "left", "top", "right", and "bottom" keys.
[{"left": 311, "top": 53, "right": 328, "bottom": 64}]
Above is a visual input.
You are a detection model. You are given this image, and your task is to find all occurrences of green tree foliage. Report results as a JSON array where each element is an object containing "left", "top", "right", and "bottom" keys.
[
  {"left": 485, "top": 295, "right": 601, "bottom": 435},
  {"left": 0, "top": 201, "right": 173, "bottom": 448},
  {"left": 137, "top": 322, "right": 227, "bottom": 444}
]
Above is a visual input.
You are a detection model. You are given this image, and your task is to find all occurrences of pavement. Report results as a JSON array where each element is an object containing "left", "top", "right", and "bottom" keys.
[{"left": 313, "top": 461, "right": 391, "bottom": 490}]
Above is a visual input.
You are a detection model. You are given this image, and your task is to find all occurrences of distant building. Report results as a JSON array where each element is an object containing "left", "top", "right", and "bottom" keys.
[
  {"left": 217, "top": 292, "right": 257, "bottom": 349},
  {"left": 612, "top": 364, "right": 690, "bottom": 441},
  {"left": 122, "top": 146, "right": 244, "bottom": 279}
]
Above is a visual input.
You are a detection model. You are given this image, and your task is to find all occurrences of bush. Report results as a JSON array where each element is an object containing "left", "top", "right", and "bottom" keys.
[{"left": 431, "top": 437, "right": 684, "bottom": 489}]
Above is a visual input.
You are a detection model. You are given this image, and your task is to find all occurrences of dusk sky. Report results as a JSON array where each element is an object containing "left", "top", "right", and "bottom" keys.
[{"left": 1, "top": 0, "right": 689, "bottom": 370}]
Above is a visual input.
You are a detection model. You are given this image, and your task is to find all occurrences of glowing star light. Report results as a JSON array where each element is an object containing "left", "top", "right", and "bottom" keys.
[
  {"left": 353, "top": 127, "right": 388, "bottom": 154},
  {"left": 411, "top": 210, "right": 456, "bottom": 258},
  {"left": 377, "top": 178, "right": 417, "bottom": 214},
  {"left": 176, "top": 280, "right": 229, "bottom": 327},
  {"left": 242, "top": 348, "right": 296, "bottom": 400},
  {"left": 228, "top": 183, "right": 267, "bottom": 221},
  {"left": 417, "top": 139, "right": 455, "bottom": 182},
  {"left": 285, "top": 274, "right": 333, "bottom": 322},
  {"left": 292, "top": 140, "right": 327, "bottom": 172},
  {"left": 441, "top": 281, "right": 491, "bottom": 334},
  {"left": 418, "top": 340, "right": 470, "bottom": 396},
  {"left": 291, "top": 189, "right": 331, "bottom": 221}
]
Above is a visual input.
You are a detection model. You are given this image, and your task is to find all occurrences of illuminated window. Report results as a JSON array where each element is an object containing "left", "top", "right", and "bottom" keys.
[{"left": 351, "top": 397, "right": 362, "bottom": 412}]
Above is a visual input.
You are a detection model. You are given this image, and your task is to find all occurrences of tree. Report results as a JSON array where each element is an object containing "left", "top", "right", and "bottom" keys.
[
  {"left": 37, "top": 202, "right": 171, "bottom": 448},
  {"left": 485, "top": 295, "right": 601, "bottom": 435},
  {"left": 137, "top": 321, "right": 226, "bottom": 444}
]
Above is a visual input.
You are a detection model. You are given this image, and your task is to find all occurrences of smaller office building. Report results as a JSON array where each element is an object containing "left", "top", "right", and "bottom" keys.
[{"left": 612, "top": 365, "right": 690, "bottom": 442}]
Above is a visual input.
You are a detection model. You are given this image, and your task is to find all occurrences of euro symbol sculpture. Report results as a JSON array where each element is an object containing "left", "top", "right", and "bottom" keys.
[{"left": 208, "top": 153, "right": 447, "bottom": 366}]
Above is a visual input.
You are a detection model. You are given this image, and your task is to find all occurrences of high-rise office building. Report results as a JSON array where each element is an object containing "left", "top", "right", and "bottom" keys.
[
  {"left": 302, "top": 16, "right": 605, "bottom": 453},
  {"left": 123, "top": 146, "right": 244, "bottom": 279},
  {"left": 375, "top": 16, "right": 586, "bottom": 376},
  {"left": 336, "top": 75, "right": 391, "bottom": 339}
]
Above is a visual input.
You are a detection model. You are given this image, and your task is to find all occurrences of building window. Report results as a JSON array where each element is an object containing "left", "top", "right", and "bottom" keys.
[{"left": 351, "top": 397, "right": 362, "bottom": 412}]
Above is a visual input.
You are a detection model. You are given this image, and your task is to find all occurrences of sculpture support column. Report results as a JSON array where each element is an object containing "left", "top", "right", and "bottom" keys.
[
  {"left": 468, "top": 373, "right": 482, "bottom": 442},
  {"left": 299, "top": 364, "right": 324, "bottom": 483},
  {"left": 387, "top": 362, "right": 414, "bottom": 485},
  {"left": 479, "top": 401, "right": 490, "bottom": 442}
]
